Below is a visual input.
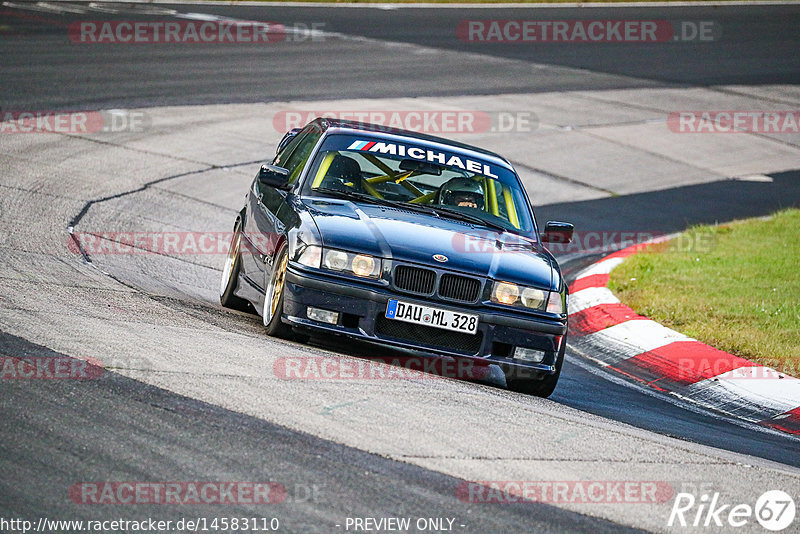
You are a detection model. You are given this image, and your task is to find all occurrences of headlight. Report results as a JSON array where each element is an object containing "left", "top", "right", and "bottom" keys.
[
  {"left": 304, "top": 248, "right": 381, "bottom": 279},
  {"left": 492, "top": 281, "right": 562, "bottom": 313},
  {"left": 323, "top": 249, "right": 349, "bottom": 271},
  {"left": 351, "top": 254, "right": 378, "bottom": 277},
  {"left": 493, "top": 282, "right": 519, "bottom": 305},
  {"left": 521, "top": 287, "right": 547, "bottom": 309}
]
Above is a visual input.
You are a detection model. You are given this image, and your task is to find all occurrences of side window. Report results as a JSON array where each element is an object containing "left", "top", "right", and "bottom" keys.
[
  {"left": 273, "top": 130, "right": 305, "bottom": 167},
  {"left": 274, "top": 126, "right": 322, "bottom": 185}
]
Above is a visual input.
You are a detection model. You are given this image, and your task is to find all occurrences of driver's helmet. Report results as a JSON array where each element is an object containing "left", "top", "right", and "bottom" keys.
[{"left": 438, "top": 177, "right": 485, "bottom": 209}]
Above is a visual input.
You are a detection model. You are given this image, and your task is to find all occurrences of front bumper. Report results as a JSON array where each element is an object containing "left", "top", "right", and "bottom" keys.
[{"left": 283, "top": 265, "right": 567, "bottom": 375}]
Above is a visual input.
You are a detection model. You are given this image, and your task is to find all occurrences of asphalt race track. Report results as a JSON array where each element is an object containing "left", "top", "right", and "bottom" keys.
[
  {"left": 3, "top": 3, "right": 800, "bottom": 110},
  {"left": 1, "top": 2, "right": 800, "bottom": 533}
]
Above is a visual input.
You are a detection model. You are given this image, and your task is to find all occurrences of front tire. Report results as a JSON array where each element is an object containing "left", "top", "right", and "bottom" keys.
[
  {"left": 262, "top": 244, "right": 293, "bottom": 338},
  {"left": 220, "top": 221, "right": 251, "bottom": 312},
  {"left": 507, "top": 333, "right": 566, "bottom": 398}
]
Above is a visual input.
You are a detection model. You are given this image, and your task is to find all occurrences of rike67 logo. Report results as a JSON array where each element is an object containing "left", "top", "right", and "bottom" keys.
[{"left": 669, "top": 490, "right": 796, "bottom": 531}]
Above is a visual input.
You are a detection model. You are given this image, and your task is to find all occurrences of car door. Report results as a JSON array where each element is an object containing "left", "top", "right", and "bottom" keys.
[{"left": 241, "top": 124, "right": 322, "bottom": 296}]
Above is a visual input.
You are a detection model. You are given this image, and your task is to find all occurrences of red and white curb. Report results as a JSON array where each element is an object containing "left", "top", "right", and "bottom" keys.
[{"left": 568, "top": 240, "right": 800, "bottom": 436}]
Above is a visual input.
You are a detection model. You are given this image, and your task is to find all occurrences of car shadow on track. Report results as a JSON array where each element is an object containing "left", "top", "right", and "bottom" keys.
[{"left": 302, "top": 333, "right": 510, "bottom": 388}]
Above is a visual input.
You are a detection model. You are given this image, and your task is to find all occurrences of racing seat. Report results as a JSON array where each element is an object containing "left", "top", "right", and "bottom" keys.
[{"left": 322, "top": 154, "right": 363, "bottom": 191}]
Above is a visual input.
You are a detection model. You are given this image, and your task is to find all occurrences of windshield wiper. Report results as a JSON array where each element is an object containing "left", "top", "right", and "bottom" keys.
[
  {"left": 391, "top": 200, "right": 441, "bottom": 218},
  {"left": 314, "top": 187, "right": 388, "bottom": 206},
  {"left": 427, "top": 205, "right": 509, "bottom": 233}
]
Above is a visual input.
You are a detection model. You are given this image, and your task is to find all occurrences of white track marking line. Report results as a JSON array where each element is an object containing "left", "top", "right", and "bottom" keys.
[{"left": 3, "top": 1, "right": 85, "bottom": 14}]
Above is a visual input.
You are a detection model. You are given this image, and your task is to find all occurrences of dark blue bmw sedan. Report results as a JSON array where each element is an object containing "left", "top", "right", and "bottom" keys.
[{"left": 220, "top": 118, "right": 574, "bottom": 396}]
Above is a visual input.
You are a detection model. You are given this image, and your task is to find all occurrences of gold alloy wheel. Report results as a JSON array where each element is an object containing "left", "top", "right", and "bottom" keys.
[{"left": 269, "top": 252, "right": 288, "bottom": 319}]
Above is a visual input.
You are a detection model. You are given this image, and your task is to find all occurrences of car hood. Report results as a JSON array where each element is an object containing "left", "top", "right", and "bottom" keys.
[{"left": 303, "top": 199, "right": 556, "bottom": 290}]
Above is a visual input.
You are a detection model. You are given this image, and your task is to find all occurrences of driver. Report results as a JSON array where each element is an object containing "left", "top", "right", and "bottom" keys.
[{"left": 437, "top": 177, "right": 485, "bottom": 209}]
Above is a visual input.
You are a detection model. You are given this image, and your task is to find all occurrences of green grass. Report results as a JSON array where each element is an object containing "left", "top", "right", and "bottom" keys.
[{"left": 608, "top": 209, "right": 800, "bottom": 375}]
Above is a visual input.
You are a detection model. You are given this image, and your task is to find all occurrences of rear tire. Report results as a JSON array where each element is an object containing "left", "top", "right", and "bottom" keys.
[
  {"left": 219, "top": 221, "right": 251, "bottom": 312},
  {"left": 507, "top": 333, "right": 566, "bottom": 398}
]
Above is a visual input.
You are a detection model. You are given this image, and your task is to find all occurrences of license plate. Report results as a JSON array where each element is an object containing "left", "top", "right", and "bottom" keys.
[{"left": 385, "top": 299, "right": 479, "bottom": 335}]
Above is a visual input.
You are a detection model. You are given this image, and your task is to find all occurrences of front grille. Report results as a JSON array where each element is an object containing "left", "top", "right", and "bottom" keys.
[
  {"left": 394, "top": 265, "right": 436, "bottom": 295},
  {"left": 375, "top": 315, "right": 483, "bottom": 355},
  {"left": 439, "top": 274, "right": 481, "bottom": 303}
]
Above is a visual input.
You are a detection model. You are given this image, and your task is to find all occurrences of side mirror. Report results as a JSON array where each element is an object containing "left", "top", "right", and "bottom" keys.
[
  {"left": 276, "top": 128, "right": 302, "bottom": 154},
  {"left": 258, "top": 164, "right": 291, "bottom": 190},
  {"left": 541, "top": 221, "right": 574, "bottom": 244}
]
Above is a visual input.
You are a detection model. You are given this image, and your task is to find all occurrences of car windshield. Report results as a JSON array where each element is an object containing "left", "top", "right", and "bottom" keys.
[{"left": 304, "top": 134, "right": 535, "bottom": 234}]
